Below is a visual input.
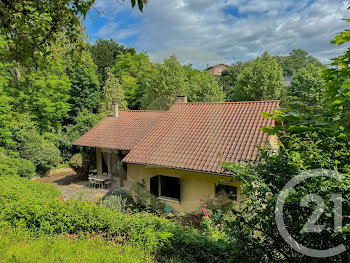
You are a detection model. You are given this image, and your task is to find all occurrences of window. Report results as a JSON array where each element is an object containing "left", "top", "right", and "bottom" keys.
[
  {"left": 150, "top": 175, "right": 180, "bottom": 201},
  {"left": 215, "top": 184, "right": 237, "bottom": 201}
]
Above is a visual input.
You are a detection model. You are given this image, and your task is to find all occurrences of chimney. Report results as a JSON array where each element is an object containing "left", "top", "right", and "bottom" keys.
[
  {"left": 175, "top": 95, "right": 187, "bottom": 104},
  {"left": 112, "top": 101, "right": 119, "bottom": 118}
]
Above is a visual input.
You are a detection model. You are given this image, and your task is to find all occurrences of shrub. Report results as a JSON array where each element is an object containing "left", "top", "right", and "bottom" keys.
[
  {"left": 69, "top": 153, "right": 88, "bottom": 179},
  {"left": 128, "top": 183, "right": 165, "bottom": 212},
  {"left": 101, "top": 195, "right": 128, "bottom": 213},
  {"left": 15, "top": 127, "right": 62, "bottom": 172},
  {"left": 14, "top": 158, "right": 36, "bottom": 178},
  {"left": 0, "top": 155, "right": 36, "bottom": 178},
  {"left": 0, "top": 176, "right": 61, "bottom": 206},
  {"left": 69, "top": 153, "right": 83, "bottom": 168}
]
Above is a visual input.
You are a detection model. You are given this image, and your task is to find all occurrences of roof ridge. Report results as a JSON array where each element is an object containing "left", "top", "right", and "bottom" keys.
[
  {"left": 174, "top": 100, "right": 280, "bottom": 105},
  {"left": 120, "top": 110, "right": 166, "bottom": 113}
]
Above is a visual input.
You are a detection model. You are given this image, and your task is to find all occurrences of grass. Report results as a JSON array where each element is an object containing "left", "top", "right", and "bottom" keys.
[{"left": 0, "top": 226, "right": 153, "bottom": 263}]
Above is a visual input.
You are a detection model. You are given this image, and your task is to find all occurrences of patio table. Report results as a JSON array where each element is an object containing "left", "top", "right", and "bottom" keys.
[{"left": 88, "top": 176, "right": 110, "bottom": 189}]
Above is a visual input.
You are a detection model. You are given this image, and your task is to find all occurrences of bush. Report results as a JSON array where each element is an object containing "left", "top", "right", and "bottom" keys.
[
  {"left": 69, "top": 153, "right": 89, "bottom": 179},
  {"left": 15, "top": 127, "right": 62, "bottom": 172},
  {"left": 0, "top": 155, "right": 36, "bottom": 179},
  {"left": 101, "top": 195, "right": 128, "bottom": 213},
  {"left": 0, "top": 176, "right": 61, "bottom": 206},
  {"left": 69, "top": 153, "right": 83, "bottom": 168},
  {"left": 14, "top": 158, "right": 36, "bottom": 178},
  {"left": 128, "top": 183, "right": 166, "bottom": 212}
]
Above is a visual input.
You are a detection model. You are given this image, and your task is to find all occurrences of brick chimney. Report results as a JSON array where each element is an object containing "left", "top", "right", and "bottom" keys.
[
  {"left": 175, "top": 95, "right": 187, "bottom": 104},
  {"left": 112, "top": 101, "right": 119, "bottom": 118}
]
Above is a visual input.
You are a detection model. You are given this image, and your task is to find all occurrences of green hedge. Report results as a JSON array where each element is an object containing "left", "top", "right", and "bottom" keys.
[
  {"left": 0, "top": 176, "right": 61, "bottom": 206},
  {"left": 0, "top": 176, "right": 234, "bottom": 262},
  {"left": 0, "top": 157, "right": 36, "bottom": 178}
]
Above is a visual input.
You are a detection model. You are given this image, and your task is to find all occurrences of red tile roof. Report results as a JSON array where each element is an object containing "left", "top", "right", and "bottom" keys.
[
  {"left": 73, "top": 110, "right": 165, "bottom": 150},
  {"left": 123, "top": 101, "right": 280, "bottom": 174}
]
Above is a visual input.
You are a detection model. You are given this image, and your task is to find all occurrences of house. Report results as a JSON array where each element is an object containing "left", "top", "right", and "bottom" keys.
[
  {"left": 205, "top": 64, "right": 229, "bottom": 77},
  {"left": 73, "top": 97, "right": 280, "bottom": 213}
]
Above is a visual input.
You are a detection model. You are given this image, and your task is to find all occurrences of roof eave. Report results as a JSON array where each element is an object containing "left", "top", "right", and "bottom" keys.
[{"left": 122, "top": 160, "right": 235, "bottom": 177}]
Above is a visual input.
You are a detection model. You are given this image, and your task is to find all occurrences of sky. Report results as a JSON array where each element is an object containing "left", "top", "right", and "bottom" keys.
[{"left": 84, "top": 0, "right": 349, "bottom": 69}]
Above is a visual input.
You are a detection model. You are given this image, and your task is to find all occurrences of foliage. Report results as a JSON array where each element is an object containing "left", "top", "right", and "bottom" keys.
[
  {"left": 0, "top": 176, "right": 234, "bottom": 262},
  {"left": 113, "top": 52, "right": 153, "bottom": 109},
  {"left": 6, "top": 59, "right": 71, "bottom": 133},
  {"left": 219, "top": 61, "right": 246, "bottom": 101},
  {"left": 288, "top": 63, "right": 326, "bottom": 114},
  {"left": 101, "top": 195, "right": 128, "bottom": 213},
  {"left": 0, "top": 0, "right": 144, "bottom": 63},
  {"left": 0, "top": 0, "right": 93, "bottom": 63},
  {"left": 0, "top": 224, "right": 153, "bottom": 263},
  {"left": 184, "top": 66, "right": 225, "bottom": 103},
  {"left": 14, "top": 124, "right": 62, "bottom": 172},
  {"left": 128, "top": 183, "right": 166, "bottom": 212},
  {"left": 323, "top": 19, "right": 350, "bottom": 131},
  {"left": 58, "top": 109, "right": 102, "bottom": 160},
  {"left": 65, "top": 52, "right": 101, "bottom": 123},
  {"left": 69, "top": 153, "right": 83, "bottom": 169},
  {"left": 233, "top": 52, "right": 284, "bottom": 101},
  {"left": 142, "top": 55, "right": 225, "bottom": 110},
  {"left": 199, "top": 196, "right": 237, "bottom": 228},
  {"left": 0, "top": 175, "right": 60, "bottom": 206},
  {"left": 101, "top": 70, "right": 128, "bottom": 114},
  {"left": 90, "top": 39, "right": 136, "bottom": 86},
  {"left": 276, "top": 49, "right": 323, "bottom": 77},
  {"left": 0, "top": 91, "right": 13, "bottom": 150},
  {"left": 222, "top": 133, "right": 350, "bottom": 262}
]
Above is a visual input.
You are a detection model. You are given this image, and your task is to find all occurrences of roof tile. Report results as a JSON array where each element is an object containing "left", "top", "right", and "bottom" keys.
[
  {"left": 73, "top": 110, "right": 164, "bottom": 150},
  {"left": 123, "top": 101, "right": 280, "bottom": 174}
]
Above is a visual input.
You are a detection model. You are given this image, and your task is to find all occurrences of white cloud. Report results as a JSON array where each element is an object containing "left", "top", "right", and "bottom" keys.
[{"left": 90, "top": 0, "right": 349, "bottom": 69}]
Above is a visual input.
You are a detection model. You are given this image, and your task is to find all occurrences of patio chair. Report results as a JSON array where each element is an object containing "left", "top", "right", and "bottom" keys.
[
  {"left": 104, "top": 179, "right": 112, "bottom": 188},
  {"left": 94, "top": 180, "right": 103, "bottom": 189},
  {"left": 88, "top": 178, "right": 95, "bottom": 188}
]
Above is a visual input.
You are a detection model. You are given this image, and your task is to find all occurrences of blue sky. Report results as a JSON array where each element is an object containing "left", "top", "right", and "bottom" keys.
[{"left": 84, "top": 0, "right": 348, "bottom": 69}]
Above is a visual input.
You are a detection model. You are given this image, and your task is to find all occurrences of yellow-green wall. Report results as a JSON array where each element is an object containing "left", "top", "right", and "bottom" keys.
[{"left": 127, "top": 163, "right": 241, "bottom": 213}]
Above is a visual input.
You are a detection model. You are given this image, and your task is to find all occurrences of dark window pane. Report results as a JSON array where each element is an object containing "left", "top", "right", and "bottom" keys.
[
  {"left": 150, "top": 176, "right": 159, "bottom": 196},
  {"left": 216, "top": 185, "right": 237, "bottom": 200},
  {"left": 160, "top": 176, "right": 180, "bottom": 200}
]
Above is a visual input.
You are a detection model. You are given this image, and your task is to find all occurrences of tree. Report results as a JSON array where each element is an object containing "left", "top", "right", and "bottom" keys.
[
  {"left": 323, "top": 19, "right": 350, "bottom": 132},
  {"left": 185, "top": 66, "right": 225, "bottom": 103},
  {"left": 143, "top": 56, "right": 225, "bottom": 110},
  {"left": 288, "top": 63, "right": 326, "bottom": 114},
  {"left": 233, "top": 52, "right": 284, "bottom": 101},
  {"left": 276, "top": 49, "right": 323, "bottom": 77},
  {"left": 58, "top": 109, "right": 103, "bottom": 160},
  {"left": 113, "top": 52, "right": 153, "bottom": 110},
  {"left": 142, "top": 55, "right": 187, "bottom": 110},
  {"left": 90, "top": 39, "right": 136, "bottom": 86},
  {"left": 65, "top": 52, "right": 100, "bottom": 123},
  {"left": 219, "top": 61, "right": 246, "bottom": 101},
  {"left": 0, "top": 0, "right": 143, "bottom": 63},
  {"left": 8, "top": 59, "right": 71, "bottom": 133},
  {"left": 100, "top": 70, "right": 127, "bottom": 114}
]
